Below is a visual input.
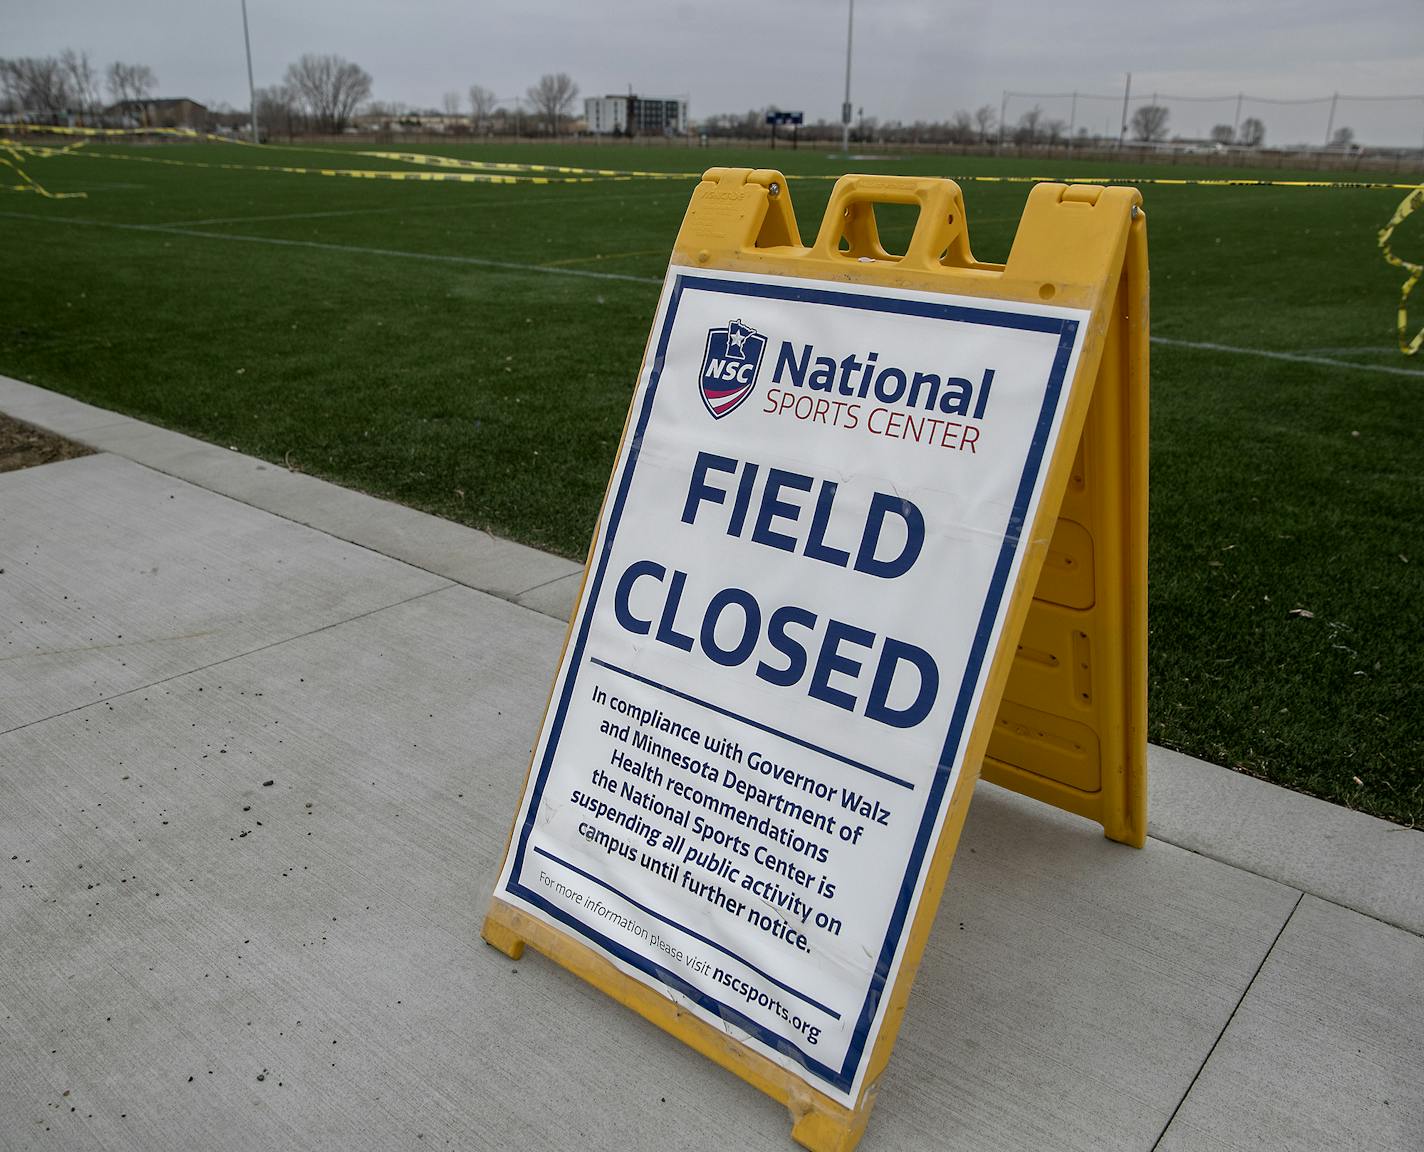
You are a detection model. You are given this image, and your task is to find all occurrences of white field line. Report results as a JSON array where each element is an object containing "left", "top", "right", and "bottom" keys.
[
  {"left": 155, "top": 186, "right": 674, "bottom": 229},
  {"left": 1301, "top": 346, "right": 1403, "bottom": 356},
  {"left": 4, "top": 208, "right": 1423, "bottom": 378},
  {"left": 0, "top": 210, "right": 664, "bottom": 285},
  {"left": 1150, "top": 336, "right": 1424, "bottom": 379},
  {"left": 43, "top": 181, "right": 149, "bottom": 192},
  {"left": 157, "top": 207, "right": 399, "bottom": 227}
]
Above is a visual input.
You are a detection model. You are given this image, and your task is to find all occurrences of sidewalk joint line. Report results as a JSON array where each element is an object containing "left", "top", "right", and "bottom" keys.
[
  {"left": 1147, "top": 890, "right": 1304, "bottom": 1151},
  {"left": 1147, "top": 827, "right": 1423, "bottom": 939},
  {"left": 8, "top": 440, "right": 575, "bottom": 625},
  {"left": 512, "top": 569, "right": 582, "bottom": 600},
  {"left": 0, "top": 582, "right": 453, "bottom": 740}
]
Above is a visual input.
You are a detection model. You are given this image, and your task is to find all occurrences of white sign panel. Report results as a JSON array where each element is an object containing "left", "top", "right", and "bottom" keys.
[{"left": 494, "top": 266, "right": 1086, "bottom": 1105}]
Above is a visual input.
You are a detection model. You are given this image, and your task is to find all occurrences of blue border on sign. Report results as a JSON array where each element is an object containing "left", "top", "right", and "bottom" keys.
[{"left": 502, "top": 273, "right": 1079, "bottom": 1094}]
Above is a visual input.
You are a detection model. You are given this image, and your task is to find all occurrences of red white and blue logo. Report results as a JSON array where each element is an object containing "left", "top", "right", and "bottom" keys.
[{"left": 699, "top": 319, "right": 767, "bottom": 419}]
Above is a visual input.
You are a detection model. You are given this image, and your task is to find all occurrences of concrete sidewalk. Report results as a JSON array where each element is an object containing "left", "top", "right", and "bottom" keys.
[{"left": 1, "top": 377, "right": 1420, "bottom": 1152}]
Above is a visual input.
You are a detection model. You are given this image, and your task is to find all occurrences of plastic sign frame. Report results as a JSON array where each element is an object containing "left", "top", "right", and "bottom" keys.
[{"left": 485, "top": 169, "right": 1148, "bottom": 1152}]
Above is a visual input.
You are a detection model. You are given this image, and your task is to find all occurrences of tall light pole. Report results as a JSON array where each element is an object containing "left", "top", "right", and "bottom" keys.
[
  {"left": 1118, "top": 72, "right": 1132, "bottom": 149},
  {"left": 241, "top": 0, "right": 258, "bottom": 144},
  {"left": 841, "top": 0, "right": 854, "bottom": 154}
]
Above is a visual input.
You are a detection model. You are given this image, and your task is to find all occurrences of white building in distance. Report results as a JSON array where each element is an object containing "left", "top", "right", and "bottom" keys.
[{"left": 584, "top": 94, "right": 688, "bottom": 136}]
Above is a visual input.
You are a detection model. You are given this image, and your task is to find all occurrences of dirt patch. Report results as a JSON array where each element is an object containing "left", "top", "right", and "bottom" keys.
[{"left": 0, "top": 414, "right": 93, "bottom": 473}]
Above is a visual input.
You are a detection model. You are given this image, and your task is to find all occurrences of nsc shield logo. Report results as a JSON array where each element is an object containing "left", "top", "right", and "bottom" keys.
[{"left": 699, "top": 319, "right": 767, "bottom": 419}]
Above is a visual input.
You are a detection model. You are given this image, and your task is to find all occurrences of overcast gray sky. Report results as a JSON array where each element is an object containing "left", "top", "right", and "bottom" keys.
[{"left": 10, "top": 0, "right": 1424, "bottom": 145}]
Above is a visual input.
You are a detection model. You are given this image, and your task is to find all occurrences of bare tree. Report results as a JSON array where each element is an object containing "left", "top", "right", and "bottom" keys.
[
  {"left": 1238, "top": 116, "right": 1266, "bottom": 148},
  {"left": 0, "top": 62, "right": 17, "bottom": 114},
  {"left": 254, "top": 84, "right": 299, "bottom": 139},
  {"left": 1130, "top": 104, "right": 1169, "bottom": 143},
  {"left": 60, "top": 50, "right": 100, "bottom": 121},
  {"left": 526, "top": 72, "right": 578, "bottom": 136},
  {"left": 1014, "top": 104, "right": 1045, "bottom": 145},
  {"left": 442, "top": 90, "right": 461, "bottom": 118},
  {"left": 1329, "top": 125, "right": 1355, "bottom": 149},
  {"left": 284, "top": 54, "right": 372, "bottom": 134},
  {"left": 1209, "top": 123, "right": 1235, "bottom": 145},
  {"left": 973, "top": 103, "right": 996, "bottom": 143},
  {"left": 949, "top": 109, "right": 974, "bottom": 144},
  {"left": 106, "top": 61, "right": 157, "bottom": 107},
  {"left": 1044, "top": 118, "right": 1067, "bottom": 146},
  {"left": 741, "top": 107, "right": 769, "bottom": 139},
  {"left": 0, "top": 61, "right": 24, "bottom": 114},
  {"left": 364, "top": 100, "right": 411, "bottom": 127},
  {"left": 2, "top": 57, "right": 73, "bottom": 116},
  {"left": 468, "top": 83, "right": 496, "bottom": 132}
]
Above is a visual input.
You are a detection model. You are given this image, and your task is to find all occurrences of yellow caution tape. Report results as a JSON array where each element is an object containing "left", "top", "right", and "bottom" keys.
[
  {"left": 352, "top": 149, "right": 695, "bottom": 180},
  {"left": 0, "top": 126, "right": 689, "bottom": 179},
  {"left": 1378, "top": 185, "right": 1424, "bottom": 356},
  {"left": 894, "top": 172, "right": 1424, "bottom": 191},
  {"left": 0, "top": 123, "right": 208, "bottom": 139},
  {"left": 9, "top": 124, "right": 1424, "bottom": 354},
  {"left": 315, "top": 152, "right": 1424, "bottom": 192},
  {"left": 6, "top": 140, "right": 89, "bottom": 158},
  {"left": 0, "top": 139, "right": 87, "bottom": 198},
  {"left": 2, "top": 141, "right": 636, "bottom": 186},
  {"left": 7, "top": 124, "right": 1423, "bottom": 191}
]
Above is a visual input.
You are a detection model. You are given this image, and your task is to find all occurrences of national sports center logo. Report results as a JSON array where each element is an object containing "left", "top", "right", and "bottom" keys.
[{"left": 699, "top": 319, "right": 767, "bottom": 419}]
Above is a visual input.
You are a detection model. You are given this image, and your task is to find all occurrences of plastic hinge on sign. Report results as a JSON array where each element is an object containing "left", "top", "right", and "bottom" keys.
[
  {"left": 746, "top": 169, "right": 802, "bottom": 249},
  {"left": 688, "top": 167, "right": 802, "bottom": 254}
]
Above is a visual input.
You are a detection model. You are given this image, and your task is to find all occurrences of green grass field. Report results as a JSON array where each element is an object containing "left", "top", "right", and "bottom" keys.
[{"left": 2, "top": 138, "right": 1421, "bottom": 825}]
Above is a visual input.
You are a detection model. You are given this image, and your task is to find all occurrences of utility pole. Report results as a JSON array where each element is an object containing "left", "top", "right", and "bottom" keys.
[
  {"left": 1233, "top": 92, "right": 1243, "bottom": 143},
  {"left": 1118, "top": 72, "right": 1132, "bottom": 149},
  {"left": 841, "top": 0, "right": 854, "bottom": 154},
  {"left": 1324, "top": 91, "right": 1338, "bottom": 148},
  {"left": 998, "top": 89, "right": 1007, "bottom": 148},
  {"left": 241, "top": 0, "right": 258, "bottom": 144}
]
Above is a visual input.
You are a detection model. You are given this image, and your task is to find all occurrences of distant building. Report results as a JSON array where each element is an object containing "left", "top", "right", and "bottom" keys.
[
  {"left": 352, "top": 110, "right": 468, "bottom": 134},
  {"left": 104, "top": 98, "right": 209, "bottom": 129},
  {"left": 584, "top": 94, "right": 687, "bottom": 137}
]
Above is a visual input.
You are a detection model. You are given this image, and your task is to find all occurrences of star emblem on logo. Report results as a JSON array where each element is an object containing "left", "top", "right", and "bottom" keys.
[{"left": 725, "top": 319, "right": 754, "bottom": 359}]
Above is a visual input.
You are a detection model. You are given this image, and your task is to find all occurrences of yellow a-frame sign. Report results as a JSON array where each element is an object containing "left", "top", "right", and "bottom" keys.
[{"left": 485, "top": 169, "right": 1147, "bottom": 1151}]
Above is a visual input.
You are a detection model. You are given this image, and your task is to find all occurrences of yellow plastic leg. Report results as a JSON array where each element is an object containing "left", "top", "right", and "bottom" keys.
[
  {"left": 789, "top": 1094, "right": 874, "bottom": 1152},
  {"left": 481, "top": 908, "right": 526, "bottom": 960}
]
